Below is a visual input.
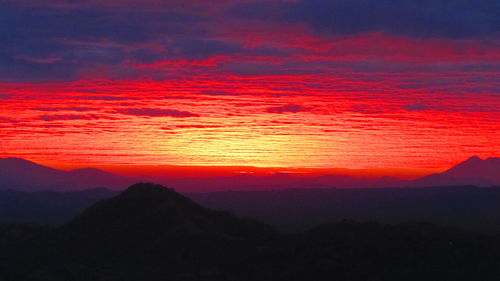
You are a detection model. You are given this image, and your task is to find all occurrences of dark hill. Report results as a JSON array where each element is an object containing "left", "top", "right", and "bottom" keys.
[
  {"left": 63, "top": 183, "right": 276, "bottom": 242},
  {"left": 53, "top": 183, "right": 277, "bottom": 281}
]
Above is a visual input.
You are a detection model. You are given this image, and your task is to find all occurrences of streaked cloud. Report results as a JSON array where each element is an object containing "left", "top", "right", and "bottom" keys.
[
  {"left": 267, "top": 104, "right": 313, "bottom": 113},
  {"left": 118, "top": 108, "right": 200, "bottom": 118},
  {"left": 38, "top": 114, "right": 103, "bottom": 121}
]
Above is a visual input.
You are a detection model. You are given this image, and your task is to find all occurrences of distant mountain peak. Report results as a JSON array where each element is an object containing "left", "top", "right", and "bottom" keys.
[
  {"left": 1, "top": 157, "right": 28, "bottom": 161},
  {"left": 0, "top": 157, "right": 136, "bottom": 191},
  {"left": 467, "top": 155, "right": 482, "bottom": 161},
  {"left": 443, "top": 156, "right": 500, "bottom": 183},
  {"left": 450, "top": 156, "right": 499, "bottom": 168},
  {"left": 463, "top": 155, "right": 500, "bottom": 162},
  {"left": 409, "top": 156, "right": 500, "bottom": 187},
  {"left": 0, "top": 158, "right": 81, "bottom": 177},
  {"left": 0, "top": 157, "right": 45, "bottom": 167}
]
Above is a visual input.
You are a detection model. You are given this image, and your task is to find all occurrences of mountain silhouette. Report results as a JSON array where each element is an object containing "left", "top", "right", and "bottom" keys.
[
  {"left": 63, "top": 183, "right": 276, "bottom": 241},
  {"left": 2, "top": 156, "right": 498, "bottom": 192},
  {"left": 54, "top": 183, "right": 277, "bottom": 280},
  {"left": 0, "top": 158, "right": 65, "bottom": 190},
  {"left": 444, "top": 156, "right": 500, "bottom": 182},
  {"left": 0, "top": 157, "right": 138, "bottom": 191},
  {"left": 410, "top": 156, "right": 500, "bottom": 187}
]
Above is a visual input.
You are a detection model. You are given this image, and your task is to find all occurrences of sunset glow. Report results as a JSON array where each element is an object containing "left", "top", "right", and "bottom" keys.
[{"left": 0, "top": 0, "right": 498, "bottom": 176}]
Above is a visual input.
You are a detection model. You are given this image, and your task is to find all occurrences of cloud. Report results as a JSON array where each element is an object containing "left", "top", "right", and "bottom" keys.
[
  {"left": 14, "top": 55, "right": 63, "bottom": 64},
  {"left": 175, "top": 124, "right": 224, "bottom": 129},
  {"left": 266, "top": 104, "right": 313, "bottom": 113},
  {"left": 0, "top": 117, "right": 20, "bottom": 123},
  {"left": 0, "top": 0, "right": 497, "bottom": 83},
  {"left": 402, "top": 103, "right": 432, "bottom": 111},
  {"left": 162, "top": 124, "right": 225, "bottom": 130},
  {"left": 402, "top": 103, "right": 500, "bottom": 113},
  {"left": 350, "top": 104, "right": 391, "bottom": 114},
  {"left": 32, "top": 107, "right": 95, "bottom": 112},
  {"left": 0, "top": 2, "right": 210, "bottom": 81},
  {"left": 234, "top": 0, "right": 499, "bottom": 38},
  {"left": 118, "top": 108, "right": 200, "bottom": 117},
  {"left": 76, "top": 96, "right": 140, "bottom": 101},
  {"left": 38, "top": 114, "right": 102, "bottom": 121}
]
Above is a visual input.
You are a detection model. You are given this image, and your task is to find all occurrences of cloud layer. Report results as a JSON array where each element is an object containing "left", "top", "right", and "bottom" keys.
[
  {"left": 0, "top": 0, "right": 498, "bottom": 81},
  {"left": 0, "top": 0, "right": 498, "bottom": 170},
  {"left": 118, "top": 108, "right": 200, "bottom": 118}
]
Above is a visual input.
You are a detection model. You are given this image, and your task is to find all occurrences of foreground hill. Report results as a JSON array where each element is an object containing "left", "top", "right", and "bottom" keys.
[
  {"left": 0, "top": 183, "right": 499, "bottom": 281},
  {"left": 63, "top": 183, "right": 276, "bottom": 240}
]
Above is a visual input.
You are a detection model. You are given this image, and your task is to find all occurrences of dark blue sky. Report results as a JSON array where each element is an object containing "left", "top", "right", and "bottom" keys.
[{"left": 0, "top": 0, "right": 498, "bottom": 81}]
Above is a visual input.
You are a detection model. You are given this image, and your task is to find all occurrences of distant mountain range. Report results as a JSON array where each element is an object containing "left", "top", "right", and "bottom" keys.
[
  {"left": 0, "top": 156, "right": 499, "bottom": 192},
  {"left": 0, "top": 157, "right": 142, "bottom": 191}
]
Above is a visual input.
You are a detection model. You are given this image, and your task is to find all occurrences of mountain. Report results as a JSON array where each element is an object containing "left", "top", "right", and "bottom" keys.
[
  {"left": 52, "top": 183, "right": 278, "bottom": 280},
  {"left": 63, "top": 183, "right": 276, "bottom": 241},
  {"left": 66, "top": 167, "right": 135, "bottom": 189},
  {"left": 0, "top": 157, "right": 406, "bottom": 192},
  {"left": 2, "top": 156, "right": 498, "bottom": 192},
  {"left": 0, "top": 158, "right": 66, "bottom": 190},
  {"left": 0, "top": 158, "right": 138, "bottom": 191},
  {"left": 410, "top": 173, "right": 494, "bottom": 187},
  {"left": 444, "top": 156, "right": 500, "bottom": 182},
  {"left": 411, "top": 156, "right": 500, "bottom": 187}
]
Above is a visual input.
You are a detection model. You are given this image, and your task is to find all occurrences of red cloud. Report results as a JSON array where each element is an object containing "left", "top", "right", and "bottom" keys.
[
  {"left": 118, "top": 108, "right": 200, "bottom": 117},
  {"left": 38, "top": 114, "right": 102, "bottom": 121},
  {"left": 267, "top": 104, "right": 313, "bottom": 113},
  {"left": 133, "top": 56, "right": 227, "bottom": 69}
]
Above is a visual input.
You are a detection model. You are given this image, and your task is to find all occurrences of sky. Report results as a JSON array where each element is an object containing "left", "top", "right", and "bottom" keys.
[{"left": 0, "top": 0, "right": 499, "bottom": 176}]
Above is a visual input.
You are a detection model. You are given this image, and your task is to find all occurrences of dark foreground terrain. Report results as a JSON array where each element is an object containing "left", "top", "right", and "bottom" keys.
[
  {"left": 4, "top": 185, "right": 500, "bottom": 234},
  {"left": 1, "top": 183, "right": 499, "bottom": 281}
]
